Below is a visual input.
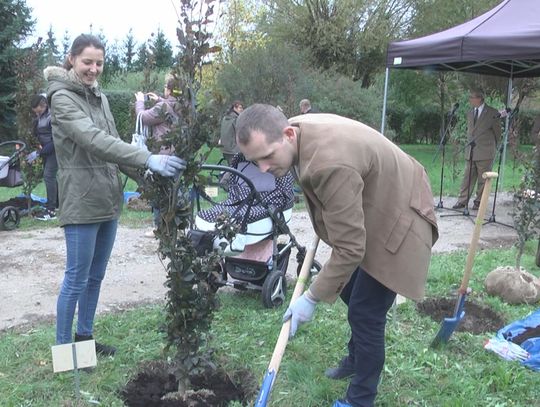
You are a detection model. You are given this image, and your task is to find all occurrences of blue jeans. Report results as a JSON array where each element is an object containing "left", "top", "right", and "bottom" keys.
[
  {"left": 340, "top": 268, "right": 397, "bottom": 407},
  {"left": 56, "top": 220, "right": 118, "bottom": 344}
]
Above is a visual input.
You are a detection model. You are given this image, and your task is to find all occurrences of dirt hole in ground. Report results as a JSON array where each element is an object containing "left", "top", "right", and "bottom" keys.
[
  {"left": 417, "top": 297, "right": 505, "bottom": 334},
  {"left": 121, "top": 360, "right": 256, "bottom": 407}
]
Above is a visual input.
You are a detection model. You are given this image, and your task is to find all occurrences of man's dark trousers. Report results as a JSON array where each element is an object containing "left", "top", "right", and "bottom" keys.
[
  {"left": 340, "top": 267, "right": 396, "bottom": 407},
  {"left": 43, "top": 154, "right": 58, "bottom": 210}
]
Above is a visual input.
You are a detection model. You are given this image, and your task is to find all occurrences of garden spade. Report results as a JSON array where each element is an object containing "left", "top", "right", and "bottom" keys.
[
  {"left": 254, "top": 236, "right": 320, "bottom": 407},
  {"left": 431, "top": 171, "right": 498, "bottom": 347}
]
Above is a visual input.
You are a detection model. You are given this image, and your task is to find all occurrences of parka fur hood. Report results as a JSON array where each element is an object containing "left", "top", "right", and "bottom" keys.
[{"left": 44, "top": 66, "right": 101, "bottom": 99}]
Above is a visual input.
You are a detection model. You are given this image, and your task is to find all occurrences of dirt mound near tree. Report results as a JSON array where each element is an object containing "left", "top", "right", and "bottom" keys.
[
  {"left": 121, "top": 360, "right": 255, "bottom": 407},
  {"left": 417, "top": 297, "right": 505, "bottom": 334}
]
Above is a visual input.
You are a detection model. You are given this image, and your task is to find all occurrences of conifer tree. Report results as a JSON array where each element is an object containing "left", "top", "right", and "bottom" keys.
[{"left": 0, "top": 0, "right": 34, "bottom": 142}]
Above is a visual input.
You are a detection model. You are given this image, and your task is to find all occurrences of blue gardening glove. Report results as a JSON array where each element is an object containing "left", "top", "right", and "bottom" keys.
[
  {"left": 282, "top": 291, "right": 318, "bottom": 338},
  {"left": 26, "top": 150, "right": 39, "bottom": 164},
  {"left": 146, "top": 155, "right": 186, "bottom": 178}
]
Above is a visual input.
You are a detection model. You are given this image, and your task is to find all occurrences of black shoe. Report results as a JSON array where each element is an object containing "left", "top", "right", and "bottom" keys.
[
  {"left": 325, "top": 356, "right": 355, "bottom": 380},
  {"left": 452, "top": 202, "right": 466, "bottom": 209},
  {"left": 74, "top": 333, "right": 117, "bottom": 356},
  {"left": 472, "top": 201, "right": 480, "bottom": 210}
]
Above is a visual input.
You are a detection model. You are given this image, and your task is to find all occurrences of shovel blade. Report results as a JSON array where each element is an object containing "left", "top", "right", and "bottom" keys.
[
  {"left": 254, "top": 369, "right": 275, "bottom": 407},
  {"left": 430, "top": 310, "right": 465, "bottom": 347},
  {"left": 430, "top": 293, "right": 467, "bottom": 347}
]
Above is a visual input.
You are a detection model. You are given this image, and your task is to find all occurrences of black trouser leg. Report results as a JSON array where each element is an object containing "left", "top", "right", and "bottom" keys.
[{"left": 342, "top": 268, "right": 396, "bottom": 407}]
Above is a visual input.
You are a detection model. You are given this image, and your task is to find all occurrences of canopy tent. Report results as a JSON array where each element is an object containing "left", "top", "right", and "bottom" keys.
[
  {"left": 381, "top": 0, "right": 540, "bottom": 187},
  {"left": 386, "top": 0, "right": 540, "bottom": 78}
]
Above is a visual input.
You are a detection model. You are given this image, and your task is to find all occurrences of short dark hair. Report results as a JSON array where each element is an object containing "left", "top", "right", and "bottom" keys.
[
  {"left": 164, "top": 72, "right": 183, "bottom": 97},
  {"left": 299, "top": 99, "right": 311, "bottom": 109},
  {"left": 470, "top": 89, "right": 485, "bottom": 101},
  {"left": 236, "top": 104, "right": 289, "bottom": 145},
  {"left": 31, "top": 94, "right": 47, "bottom": 109},
  {"left": 63, "top": 34, "right": 106, "bottom": 70},
  {"left": 227, "top": 100, "right": 243, "bottom": 114}
]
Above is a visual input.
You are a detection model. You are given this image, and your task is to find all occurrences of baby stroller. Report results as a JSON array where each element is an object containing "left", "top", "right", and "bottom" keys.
[
  {"left": 0, "top": 140, "right": 26, "bottom": 231},
  {"left": 190, "top": 155, "right": 321, "bottom": 308}
]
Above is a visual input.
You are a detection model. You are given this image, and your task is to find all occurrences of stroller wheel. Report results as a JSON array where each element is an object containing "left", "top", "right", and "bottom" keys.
[
  {"left": 296, "top": 259, "right": 322, "bottom": 278},
  {"left": 262, "top": 271, "right": 287, "bottom": 308},
  {"left": 0, "top": 206, "right": 20, "bottom": 231}
]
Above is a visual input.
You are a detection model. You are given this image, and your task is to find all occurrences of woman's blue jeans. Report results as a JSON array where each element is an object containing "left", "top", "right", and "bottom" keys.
[{"left": 56, "top": 219, "right": 118, "bottom": 344}]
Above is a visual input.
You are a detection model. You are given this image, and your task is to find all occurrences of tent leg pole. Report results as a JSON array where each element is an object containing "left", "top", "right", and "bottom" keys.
[
  {"left": 500, "top": 76, "right": 513, "bottom": 191},
  {"left": 381, "top": 68, "right": 389, "bottom": 135}
]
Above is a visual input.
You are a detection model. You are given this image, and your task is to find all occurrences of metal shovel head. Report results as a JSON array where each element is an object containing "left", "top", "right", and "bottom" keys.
[
  {"left": 254, "top": 368, "right": 275, "bottom": 407},
  {"left": 430, "top": 293, "right": 466, "bottom": 347}
]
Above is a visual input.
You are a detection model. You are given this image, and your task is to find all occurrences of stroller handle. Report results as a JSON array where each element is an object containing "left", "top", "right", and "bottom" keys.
[
  {"left": 0, "top": 140, "right": 28, "bottom": 174},
  {"left": 0, "top": 140, "right": 27, "bottom": 152},
  {"left": 200, "top": 164, "right": 263, "bottom": 205}
]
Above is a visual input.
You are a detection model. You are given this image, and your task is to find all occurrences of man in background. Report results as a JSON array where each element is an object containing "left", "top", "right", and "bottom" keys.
[
  {"left": 31, "top": 94, "right": 58, "bottom": 220},
  {"left": 299, "top": 98, "right": 318, "bottom": 114},
  {"left": 219, "top": 100, "right": 244, "bottom": 164},
  {"left": 453, "top": 89, "right": 501, "bottom": 210}
]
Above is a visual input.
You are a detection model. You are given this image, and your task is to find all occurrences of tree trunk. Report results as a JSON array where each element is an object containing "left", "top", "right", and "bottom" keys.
[
  {"left": 515, "top": 245, "right": 524, "bottom": 271},
  {"left": 536, "top": 238, "right": 540, "bottom": 267}
]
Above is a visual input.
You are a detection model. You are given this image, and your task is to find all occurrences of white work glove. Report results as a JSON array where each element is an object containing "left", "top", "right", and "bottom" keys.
[
  {"left": 282, "top": 291, "right": 318, "bottom": 338},
  {"left": 145, "top": 155, "right": 186, "bottom": 178},
  {"left": 26, "top": 150, "right": 39, "bottom": 164}
]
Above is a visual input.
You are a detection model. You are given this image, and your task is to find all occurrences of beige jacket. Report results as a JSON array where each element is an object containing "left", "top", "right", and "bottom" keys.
[
  {"left": 289, "top": 114, "right": 438, "bottom": 303},
  {"left": 466, "top": 104, "right": 501, "bottom": 161}
]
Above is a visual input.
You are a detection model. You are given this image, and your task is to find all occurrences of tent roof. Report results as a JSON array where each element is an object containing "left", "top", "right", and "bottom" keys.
[{"left": 386, "top": 0, "right": 540, "bottom": 77}]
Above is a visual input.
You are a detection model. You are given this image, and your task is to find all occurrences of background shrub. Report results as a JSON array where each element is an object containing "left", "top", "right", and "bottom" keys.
[{"left": 106, "top": 90, "right": 135, "bottom": 142}]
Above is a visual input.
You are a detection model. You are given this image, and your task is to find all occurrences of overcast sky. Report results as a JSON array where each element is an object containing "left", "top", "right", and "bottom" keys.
[{"left": 25, "top": 0, "right": 184, "bottom": 45}]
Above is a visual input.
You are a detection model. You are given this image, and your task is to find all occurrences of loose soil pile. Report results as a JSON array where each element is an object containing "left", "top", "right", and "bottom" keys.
[
  {"left": 417, "top": 297, "right": 505, "bottom": 334},
  {"left": 121, "top": 360, "right": 255, "bottom": 407}
]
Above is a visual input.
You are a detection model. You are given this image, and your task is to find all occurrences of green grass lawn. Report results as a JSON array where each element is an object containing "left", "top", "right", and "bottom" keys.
[
  {"left": 400, "top": 144, "right": 528, "bottom": 197},
  {"left": 1, "top": 242, "right": 539, "bottom": 406}
]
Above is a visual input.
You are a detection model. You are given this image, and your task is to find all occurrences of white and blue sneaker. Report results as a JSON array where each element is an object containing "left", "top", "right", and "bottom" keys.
[
  {"left": 332, "top": 400, "right": 353, "bottom": 407},
  {"left": 35, "top": 209, "right": 56, "bottom": 221}
]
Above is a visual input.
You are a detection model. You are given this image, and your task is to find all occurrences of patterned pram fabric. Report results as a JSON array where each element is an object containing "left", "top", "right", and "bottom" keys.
[{"left": 198, "top": 153, "right": 294, "bottom": 232}]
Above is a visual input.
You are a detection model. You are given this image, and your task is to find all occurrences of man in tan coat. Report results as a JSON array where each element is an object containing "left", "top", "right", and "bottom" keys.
[
  {"left": 453, "top": 89, "right": 501, "bottom": 210},
  {"left": 236, "top": 104, "right": 438, "bottom": 407}
]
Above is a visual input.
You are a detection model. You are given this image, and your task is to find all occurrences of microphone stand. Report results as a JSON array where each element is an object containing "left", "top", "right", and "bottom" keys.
[
  {"left": 483, "top": 110, "right": 517, "bottom": 229},
  {"left": 433, "top": 108, "right": 458, "bottom": 211}
]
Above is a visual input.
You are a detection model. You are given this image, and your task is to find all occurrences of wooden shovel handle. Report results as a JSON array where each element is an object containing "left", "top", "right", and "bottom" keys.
[
  {"left": 266, "top": 237, "right": 320, "bottom": 373},
  {"left": 459, "top": 171, "right": 498, "bottom": 293}
]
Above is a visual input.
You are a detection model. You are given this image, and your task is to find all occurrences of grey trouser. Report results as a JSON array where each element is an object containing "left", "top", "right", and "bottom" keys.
[
  {"left": 457, "top": 158, "right": 493, "bottom": 204},
  {"left": 43, "top": 154, "right": 58, "bottom": 210}
]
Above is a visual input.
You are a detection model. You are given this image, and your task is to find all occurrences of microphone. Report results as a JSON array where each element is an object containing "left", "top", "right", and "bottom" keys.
[
  {"left": 449, "top": 102, "right": 459, "bottom": 116},
  {"left": 495, "top": 107, "right": 512, "bottom": 118}
]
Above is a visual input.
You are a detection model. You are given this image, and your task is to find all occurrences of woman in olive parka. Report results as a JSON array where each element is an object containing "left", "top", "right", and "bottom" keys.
[{"left": 45, "top": 34, "right": 185, "bottom": 353}]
